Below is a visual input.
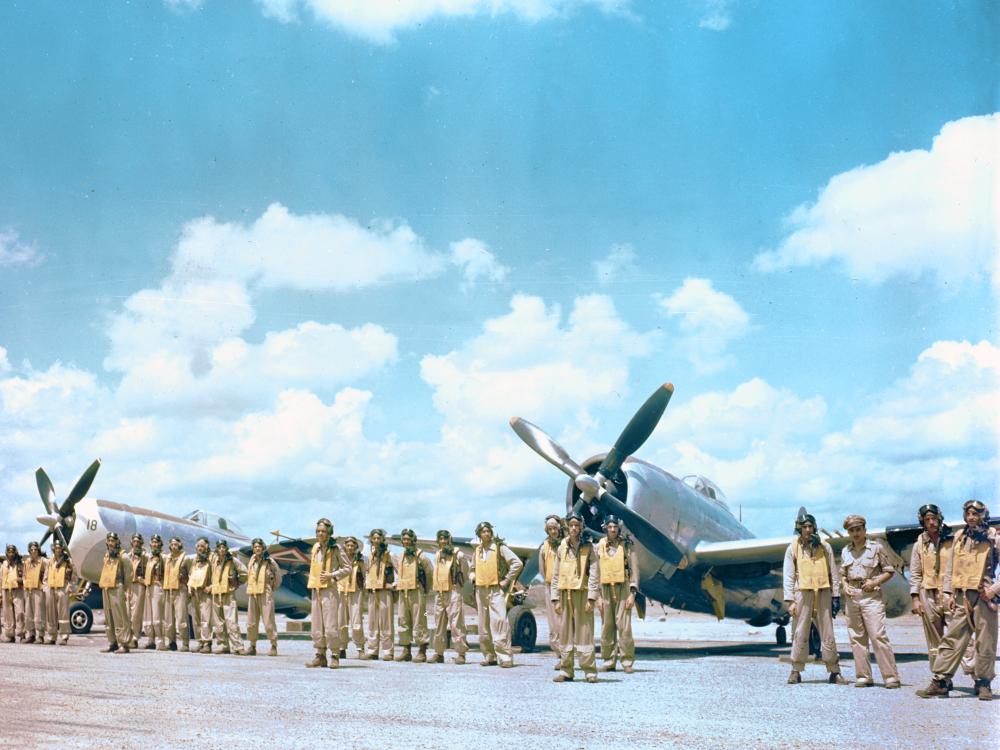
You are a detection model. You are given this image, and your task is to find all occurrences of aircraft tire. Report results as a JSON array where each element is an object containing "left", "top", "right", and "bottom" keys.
[
  {"left": 69, "top": 602, "right": 93, "bottom": 635},
  {"left": 775, "top": 625, "right": 787, "bottom": 646},
  {"left": 507, "top": 605, "right": 537, "bottom": 653}
]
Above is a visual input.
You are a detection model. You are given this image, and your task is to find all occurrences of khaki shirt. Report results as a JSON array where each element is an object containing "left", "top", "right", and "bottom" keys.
[
  {"left": 840, "top": 540, "right": 893, "bottom": 596},
  {"left": 908, "top": 532, "right": 948, "bottom": 594}
]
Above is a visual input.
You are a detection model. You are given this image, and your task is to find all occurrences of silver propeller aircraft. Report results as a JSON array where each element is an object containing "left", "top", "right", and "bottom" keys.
[
  {"left": 509, "top": 381, "right": 993, "bottom": 646},
  {"left": 33, "top": 460, "right": 315, "bottom": 632}
]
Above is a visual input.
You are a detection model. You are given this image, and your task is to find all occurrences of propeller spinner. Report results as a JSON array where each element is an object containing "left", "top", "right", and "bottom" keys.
[
  {"left": 509, "top": 383, "right": 686, "bottom": 565},
  {"left": 34, "top": 459, "right": 101, "bottom": 548}
]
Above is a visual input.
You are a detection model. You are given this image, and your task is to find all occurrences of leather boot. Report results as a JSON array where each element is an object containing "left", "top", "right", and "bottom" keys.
[
  {"left": 976, "top": 680, "right": 993, "bottom": 701},
  {"left": 269, "top": 641, "right": 278, "bottom": 657},
  {"left": 100, "top": 643, "right": 119, "bottom": 653},
  {"left": 787, "top": 670, "right": 801, "bottom": 684},
  {"left": 156, "top": 643, "right": 169, "bottom": 651},
  {"left": 118, "top": 643, "right": 130, "bottom": 654},
  {"left": 828, "top": 672, "right": 847, "bottom": 685},
  {"left": 305, "top": 651, "right": 328, "bottom": 668},
  {"left": 599, "top": 663, "right": 617, "bottom": 672},
  {"left": 453, "top": 654, "right": 466, "bottom": 665},
  {"left": 395, "top": 645, "right": 412, "bottom": 662},
  {"left": 246, "top": 643, "right": 257, "bottom": 656},
  {"left": 328, "top": 651, "right": 340, "bottom": 669},
  {"left": 916, "top": 678, "right": 949, "bottom": 698},
  {"left": 414, "top": 644, "right": 428, "bottom": 663},
  {"left": 24, "top": 635, "right": 35, "bottom": 644},
  {"left": 428, "top": 653, "right": 444, "bottom": 664},
  {"left": 145, "top": 640, "right": 156, "bottom": 650},
  {"left": 339, "top": 649, "right": 347, "bottom": 659}
]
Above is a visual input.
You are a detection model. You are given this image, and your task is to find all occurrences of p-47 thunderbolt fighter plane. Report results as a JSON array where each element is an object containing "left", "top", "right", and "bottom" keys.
[
  {"left": 33, "top": 460, "right": 315, "bottom": 633},
  {"left": 510, "top": 382, "right": 995, "bottom": 645}
]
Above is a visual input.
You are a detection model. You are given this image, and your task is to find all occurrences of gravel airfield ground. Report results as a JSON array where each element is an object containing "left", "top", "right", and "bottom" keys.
[{"left": 1, "top": 608, "right": 997, "bottom": 749}]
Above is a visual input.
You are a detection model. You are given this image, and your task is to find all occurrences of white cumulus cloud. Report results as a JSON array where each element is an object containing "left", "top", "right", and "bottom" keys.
[
  {"left": 0, "top": 229, "right": 43, "bottom": 268},
  {"left": 658, "top": 277, "right": 750, "bottom": 373},
  {"left": 255, "top": 0, "right": 633, "bottom": 43},
  {"left": 450, "top": 238, "right": 509, "bottom": 290},
  {"left": 755, "top": 113, "right": 1000, "bottom": 287}
]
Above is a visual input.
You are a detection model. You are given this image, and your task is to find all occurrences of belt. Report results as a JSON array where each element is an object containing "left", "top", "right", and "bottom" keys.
[{"left": 847, "top": 579, "right": 866, "bottom": 586}]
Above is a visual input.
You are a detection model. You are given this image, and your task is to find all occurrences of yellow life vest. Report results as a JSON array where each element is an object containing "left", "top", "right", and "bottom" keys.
[
  {"left": 794, "top": 540, "right": 830, "bottom": 591},
  {"left": 366, "top": 553, "right": 388, "bottom": 590},
  {"left": 246, "top": 559, "right": 269, "bottom": 596},
  {"left": 951, "top": 531, "right": 992, "bottom": 590},
  {"left": 128, "top": 554, "right": 146, "bottom": 584},
  {"left": 433, "top": 554, "right": 455, "bottom": 592},
  {"left": 557, "top": 540, "right": 590, "bottom": 591},
  {"left": 1, "top": 561, "right": 20, "bottom": 590},
  {"left": 397, "top": 553, "right": 421, "bottom": 591},
  {"left": 144, "top": 556, "right": 161, "bottom": 586},
  {"left": 48, "top": 560, "right": 69, "bottom": 589},
  {"left": 542, "top": 543, "right": 558, "bottom": 584},
  {"left": 307, "top": 543, "right": 336, "bottom": 590},
  {"left": 163, "top": 555, "right": 184, "bottom": 590},
  {"left": 597, "top": 539, "right": 627, "bottom": 584},
  {"left": 919, "top": 536, "right": 952, "bottom": 590},
  {"left": 210, "top": 558, "right": 234, "bottom": 595},
  {"left": 338, "top": 562, "right": 359, "bottom": 594},
  {"left": 188, "top": 560, "right": 210, "bottom": 590},
  {"left": 475, "top": 545, "right": 500, "bottom": 587},
  {"left": 99, "top": 556, "right": 121, "bottom": 589},
  {"left": 23, "top": 560, "right": 44, "bottom": 590}
]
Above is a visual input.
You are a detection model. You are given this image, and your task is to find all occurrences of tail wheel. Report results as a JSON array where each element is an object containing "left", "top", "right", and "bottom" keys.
[{"left": 69, "top": 602, "right": 93, "bottom": 634}]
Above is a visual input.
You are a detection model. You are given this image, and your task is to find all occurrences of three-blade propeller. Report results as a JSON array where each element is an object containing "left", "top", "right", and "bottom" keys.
[
  {"left": 34, "top": 459, "right": 101, "bottom": 548},
  {"left": 509, "top": 383, "right": 686, "bottom": 566}
]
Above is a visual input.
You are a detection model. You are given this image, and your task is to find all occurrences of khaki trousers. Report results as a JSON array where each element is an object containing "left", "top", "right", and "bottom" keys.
[
  {"left": 212, "top": 592, "right": 243, "bottom": 653},
  {"left": 557, "top": 588, "right": 596, "bottom": 677},
  {"left": 46, "top": 587, "right": 71, "bottom": 644},
  {"left": 790, "top": 588, "right": 841, "bottom": 672},
  {"left": 917, "top": 588, "right": 976, "bottom": 675},
  {"left": 310, "top": 587, "right": 340, "bottom": 653},
  {"left": 188, "top": 588, "right": 213, "bottom": 645},
  {"left": 476, "top": 585, "right": 512, "bottom": 665},
  {"left": 247, "top": 591, "right": 277, "bottom": 642},
  {"left": 932, "top": 590, "right": 998, "bottom": 682},
  {"left": 24, "top": 588, "right": 46, "bottom": 639},
  {"left": 432, "top": 589, "right": 468, "bottom": 656},
  {"left": 144, "top": 584, "right": 165, "bottom": 647},
  {"left": 543, "top": 585, "right": 561, "bottom": 657},
  {"left": 126, "top": 582, "right": 146, "bottom": 640},
  {"left": 600, "top": 581, "right": 635, "bottom": 668},
  {"left": 365, "top": 589, "right": 394, "bottom": 658},
  {"left": 338, "top": 589, "right": 364, "bottom": 651},
  {"left": 101, "top": 586, "right": 132, "bottom": 646},
  {"left": 2, "top": 589, "right": 25, "bottom": 639},
  {"left": 845, "top": 590, "right": 898, "bottom": 682},
  {"left": 396, "top": 588, "right": 429, "bottom": 647},
  {"left": 163, "top": 588, "right": 189, "bottom": 646}
]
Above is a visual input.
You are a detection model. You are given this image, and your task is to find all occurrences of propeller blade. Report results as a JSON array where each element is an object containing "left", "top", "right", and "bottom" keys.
[
  {"left": 39, "top": 528, "right": 53, "bottom": 547},
  {"left": 35, "top": 468, "right": 56, "bottom": 515},
  {"left": 60, "top": 459, "right": 101, "bottom": 516},
  {"left": 509, "top": 418, "right": 584, "bottom": 479},
  {"left": 598, "top": 383, "right": 674, "bottom": 477},
  {"left": 597, "top": 488, "right": 686, "bottom": 566},
  {"left": 55, "top": 526, "right": 69, "bottom": 549},
  {"left": 517, "top": 548, "right": 540, "bottom": 587}
]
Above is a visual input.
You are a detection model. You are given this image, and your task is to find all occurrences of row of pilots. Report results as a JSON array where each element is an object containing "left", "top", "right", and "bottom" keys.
[
  {"left": 784, "top": 500, "right": 999, "bottom": 701},
  {"left": 0, "top": 514, "right": 639, "bottom": 683}
]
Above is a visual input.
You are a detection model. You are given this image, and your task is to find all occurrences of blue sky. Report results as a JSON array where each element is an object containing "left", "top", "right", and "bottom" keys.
[{"left": 1, "top": 1, "right": 997, "bottom": 546}]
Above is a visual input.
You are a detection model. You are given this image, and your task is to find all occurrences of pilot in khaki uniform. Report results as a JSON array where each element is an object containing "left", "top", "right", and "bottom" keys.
[
  {"left": 124, "top": 533, "right": 148, "bottom": 648},
  {"left": 1, "top": 544, "right": 26, "bottom": 643},
  {"left": 210, "top": 539, "right": 246, "bottom": 655},
  {"left": 45, "top": 539, "right": 74, "bottom": 645},
  {"left": 187, "top": 537, "right": 215, "bottom": 653},
  {"left": 245, "top": 537, "right": 282, "bottom": 657},
  {"left": 306, "top": 518, "right": 349, "bottom": 669},
  {"left": 363, "top": 528, "right": 396, "bottom": 661},
  {"left": 99, "top": 532, "right": 134, "bottom": 653},
  {"left": 919, "top": 499, "right": 1000, "bottom": 701},
  {"left": 337, "top": 536, "right": 365, "bottom": 658},
  {"left": 471, "top": 521, "right": 523, "bottom": 668},
  {"left": 162, "top": 537, "right": 191, "bottom": 651},
  {"left": 839, "top": 515, "right": 900, "bottom": 688},
  {"left": 394, "top": 528, "right": 433, "bottom": 663},
  {"left": 22, "top": 541, "right": 47, "bottom": 644},
  {"left": 782, "top": 513, "right": 846, "bottom": 684},
  {"left": 551, "top": 514, "right": 600, "bottom": 683},
  {"left": 908, "top": 503, "right": 975, "bottom": 684},
  {"left": 538, "top": 515, "right": 564, "bottom": 668},
  {"left": 143, "top": 534, "right": 167, "bottom": 650},
  {"left": 429, "top": 529, "right": 470, "bottom": 664},
  {"left": 595, "top": 516, "right": 640, "bottom": 674}
]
